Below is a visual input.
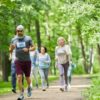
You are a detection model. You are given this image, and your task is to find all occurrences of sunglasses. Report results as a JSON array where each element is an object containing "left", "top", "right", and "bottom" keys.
[{"left": 17, "top": 30, "right": 23, "bottom": 32}]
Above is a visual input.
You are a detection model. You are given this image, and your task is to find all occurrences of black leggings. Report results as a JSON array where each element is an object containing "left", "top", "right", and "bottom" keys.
[{"left": 61, "top": 62, "right": 69, "bottom": 85}]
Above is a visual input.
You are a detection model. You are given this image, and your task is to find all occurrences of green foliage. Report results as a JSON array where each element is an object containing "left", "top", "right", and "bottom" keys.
[
  {"left": 0, "top": 0, "right": 100, "bottom": 79},
  {"left": 0, "top": 81, "right": 11, "bottom": 95},
  {"left": 83, "top": 76, "right": 100, "bottom": 100},
  {"left": 92, "top": 60, "right": 100, "bottom": 74},
  {"left": 73, "top": 64, "right": 85, "bottom": 74}
]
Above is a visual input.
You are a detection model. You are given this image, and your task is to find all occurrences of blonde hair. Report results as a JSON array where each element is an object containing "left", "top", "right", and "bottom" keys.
[{"left": 57, "top": 37, "right": 66, "bottom": 45}]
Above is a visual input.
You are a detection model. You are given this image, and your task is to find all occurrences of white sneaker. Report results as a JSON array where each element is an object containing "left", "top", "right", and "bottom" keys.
[
  {"left": 17, "top": 94, "right": 24, "bottom": 100},
  {"left": 64, "top": 85, "right": 68, "bottom": 92},
  {"left": 67, "top": 84, "right": 71, "bottom": 91}
]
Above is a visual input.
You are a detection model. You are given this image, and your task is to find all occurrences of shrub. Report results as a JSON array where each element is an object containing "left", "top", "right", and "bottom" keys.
[{"left": 83, "top": 75, "right": 100, "bottom": 100}]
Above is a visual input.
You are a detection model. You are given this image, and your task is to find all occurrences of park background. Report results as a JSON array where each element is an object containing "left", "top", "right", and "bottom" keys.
[{"left": 0, "top": 0, "right": 100, "bottom": 100}]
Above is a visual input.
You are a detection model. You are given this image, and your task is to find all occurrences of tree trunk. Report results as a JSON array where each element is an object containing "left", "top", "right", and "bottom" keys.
[
  {"left": 27, "top": 14, "right": 31, "bottom": 33},
  {"left": 35, "top": 19, "right": 41, "bottom": 52},
  {"left": 45, "top": 11, "right": 51, "bottom": 40},
  {"left": 0, "top": 52, "right": 2, "bottom": 78},
  {"left": 1, "top": 51, "right": 10, "bottom": 81},
  {"left": 88, "top": 46, "right": 94, "bottom": 74},
  {"left": 28, "top": 23, "right": 31, "bottom": 33},
  {"left": 12, "top": 9, "right": 21, "bottom": 35},
  {"left": 97, "top": 43, "right": 100, "bottom": 64},
  {"left": 76, "top": 23, "right": 88, "bottom": 73}
]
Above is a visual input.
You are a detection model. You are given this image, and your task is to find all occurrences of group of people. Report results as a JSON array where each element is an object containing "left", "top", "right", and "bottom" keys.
[{"left": 9, "top": 24, "right": 75, "bottom": 100}]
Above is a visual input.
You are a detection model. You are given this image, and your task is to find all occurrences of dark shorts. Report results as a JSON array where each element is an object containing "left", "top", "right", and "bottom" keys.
[{"left": 15, "top": 60, "right": 31, "bottom": 77}]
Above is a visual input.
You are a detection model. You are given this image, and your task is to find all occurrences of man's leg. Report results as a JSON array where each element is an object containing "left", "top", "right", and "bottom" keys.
[
  {"left": 15, "top": 60, "right": 24, "bottom": 100},
  {"left": 26, "top": 77, "right": 31, "bottom": 87},
  {"left": 26, "top": 76, "right": 32, "bottom": 97},
  {"left": 24, "top": 61, "right": 32, "bottom": 97},
  {"left": 17, "top": 74, "right": 23, "bottom": 93},
  {"left": 17, "top": 74, "right": 24, "bottom": 100},
  {"left": 11, "top": 63, "right": 16, "bottom": 93}
]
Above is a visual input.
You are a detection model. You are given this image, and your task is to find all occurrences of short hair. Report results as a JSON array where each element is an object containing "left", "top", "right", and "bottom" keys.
[
  {"left": 57, "top": 37, "right": 66, "bottom": 45},
  {"left": 16, "top": 25, "right": 24, "bottom": 30}
]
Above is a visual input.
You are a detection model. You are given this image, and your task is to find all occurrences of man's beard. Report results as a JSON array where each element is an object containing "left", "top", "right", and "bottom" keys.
[{"left": 17, "top": 34, "right": 24, "bottom": 39}]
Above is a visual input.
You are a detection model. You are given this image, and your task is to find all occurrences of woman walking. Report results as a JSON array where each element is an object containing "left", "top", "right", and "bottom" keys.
[
  {"left": 55, "top": 37, "right": 72, "bottom": 91},
  {"left": 36, "top": 46, "right": 51, "bottom": 91}
]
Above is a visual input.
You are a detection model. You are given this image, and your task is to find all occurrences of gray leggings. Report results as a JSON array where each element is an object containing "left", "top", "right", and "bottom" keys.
[{"left": 39, "top": 68, "right": 49, "bottom": 88}]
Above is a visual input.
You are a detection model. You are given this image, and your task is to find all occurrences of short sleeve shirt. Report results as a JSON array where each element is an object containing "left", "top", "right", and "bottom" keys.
[
  {"left": 55, "top": 45, "right": 72, "bottom": 64},
  {"left": 11, "top": 35, "right": 33, "bottom": 61}
]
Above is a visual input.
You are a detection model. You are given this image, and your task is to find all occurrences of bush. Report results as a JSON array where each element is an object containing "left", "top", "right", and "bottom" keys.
[
  {"left": 83, "top": 75, "right": 100, "bottom": 100},
  {"left": 73, "top": 64, "right": 85, "bottom": 74},
  {"left": 93, "top": 61, "right": 100, "bottom": 73}
]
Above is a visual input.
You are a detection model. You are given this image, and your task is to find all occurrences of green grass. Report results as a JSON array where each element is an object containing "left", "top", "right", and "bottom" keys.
[
  {"left": 0, "top": 75, "right": 59, "bottom": 95},
  {"left": 0, "top": 81, "right": 12, "bottom": 95},
  {"left": 83, "top": 73, "right": 100, "bottom": 100}
]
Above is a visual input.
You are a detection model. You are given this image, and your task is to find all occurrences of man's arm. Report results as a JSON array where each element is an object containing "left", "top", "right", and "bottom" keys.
[
  {"left": 9, "top": 44, "right": 15, "bottom": 61},
  {"left": 9, "top": 44, "right": 15, "bottom": 53},
  {"left": 22, "top": 46, "right": 35, "bottom": 52},
  {"left": 29, "top": 46, "right": 35, "bottom": 51}
]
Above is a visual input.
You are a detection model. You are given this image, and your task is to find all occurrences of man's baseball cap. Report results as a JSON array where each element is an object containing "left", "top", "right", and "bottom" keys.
[{"left": 16, "top": 25, "right": 24, "bottom": 30}]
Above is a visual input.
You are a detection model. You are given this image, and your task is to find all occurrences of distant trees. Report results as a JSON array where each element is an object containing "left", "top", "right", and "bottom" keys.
[{"left": 0, "top": 0, "right": 100, "bottom": 81}]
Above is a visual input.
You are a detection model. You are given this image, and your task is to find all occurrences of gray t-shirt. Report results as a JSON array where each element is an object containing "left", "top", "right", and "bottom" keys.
[
  {"left": 11, "top": 35, "right": 33, "bottom": 61},
  {"left": 55, "top": 45, "right": 72, "bottom": 64}
]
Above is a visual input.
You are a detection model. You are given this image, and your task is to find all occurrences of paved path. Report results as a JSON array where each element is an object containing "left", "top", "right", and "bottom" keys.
[{"left": 0, "top": 76, "right": 90, "bottom": 100}]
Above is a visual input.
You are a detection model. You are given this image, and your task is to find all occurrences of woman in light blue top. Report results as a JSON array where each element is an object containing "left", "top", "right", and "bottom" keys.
[{"left": 36, "top": 46, "right": 51, "bottom": 91}]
